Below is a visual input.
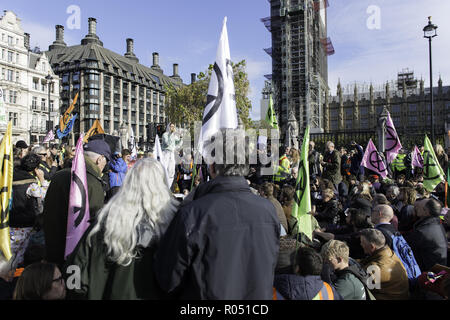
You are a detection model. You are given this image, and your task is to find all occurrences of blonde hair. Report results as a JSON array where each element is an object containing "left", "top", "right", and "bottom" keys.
[
  {"left": 321, "top": 240, "right": 350, "bottom": 264},
  {"left": 87, "top": 158, "right": 179, "bottom": 266},
  {"left": 322, "top": 188, "right": 335, "bottom": 199},
  {"left": 435, "top": 144, "right": 444, "bottom": 156}
]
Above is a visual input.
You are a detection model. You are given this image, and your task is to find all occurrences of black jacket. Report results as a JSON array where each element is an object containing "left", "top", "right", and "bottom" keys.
[
  {"left": 39, "top": 161, "right": 58, "bottom": 181},
  {"left": 43, "top": 156, "right": 106, "bottom": 268},
  {"left": 404, "top": 216, "right": 448, "bottom": 271},
  {"left": 316, "top": 199, "right": 340, "bottom": 227},
  {"left": 375, "top": 223, "right": 397, "bottom": 249},
  {"left": 350, "top": 195, "right": 372, "bottom": 216},
  {"left": 10, "top": 167, "right": 40, "bottom": 228},
  {"left": 322, "top": 151, "right": 342, "bottom": 185},
  {"left": 154, "top": 176, "right": 280, "bottom": 300}
]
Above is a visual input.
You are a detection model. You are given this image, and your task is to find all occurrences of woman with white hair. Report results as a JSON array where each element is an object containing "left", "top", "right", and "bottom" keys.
[{"left": 64, "top": 158, "right": 179, "bottom": 300}]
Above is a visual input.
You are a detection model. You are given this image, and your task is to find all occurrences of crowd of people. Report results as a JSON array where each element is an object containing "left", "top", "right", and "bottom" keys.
[{"left": 0, "top": 129, "right": 449, "bottom": 300}]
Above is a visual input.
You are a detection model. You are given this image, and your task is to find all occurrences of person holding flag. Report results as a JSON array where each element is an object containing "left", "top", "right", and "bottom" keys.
[
  {"left": 154, "top": 18, "right": 279, "bottom": 300},
  {"left": 43, "top": 139, "right": 111, "bottom": 267}
]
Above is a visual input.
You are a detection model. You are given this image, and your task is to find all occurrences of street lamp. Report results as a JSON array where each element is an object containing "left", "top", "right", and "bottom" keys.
[
  {"left": 45, "top": 73, "right": 54, "bottom": 134},
  {"left": 423, "top": 16, "right": 438, "bottom": 145}
]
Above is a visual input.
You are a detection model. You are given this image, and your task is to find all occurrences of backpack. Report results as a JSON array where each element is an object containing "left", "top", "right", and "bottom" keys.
[
  {"left": 391, "top": 232, "right": 421, "bottom": 288},
  {"left": 346, "top": 259, "right": 376, "bottom": 300}
]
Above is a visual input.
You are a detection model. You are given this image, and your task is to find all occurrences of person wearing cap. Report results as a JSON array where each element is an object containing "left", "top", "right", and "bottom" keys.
[{"left": 43, "top": 139, "right": 111, "bottom": 268}]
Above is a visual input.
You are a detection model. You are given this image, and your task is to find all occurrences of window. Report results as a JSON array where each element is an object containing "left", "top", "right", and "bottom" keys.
[
  {"left": 41, "top": 98, "right": 46, "bottom": 111},
  {"left": 7, "top": 51, "right": 12, "bottom": 62},
  {"left": 360, "top": 106, "right": 369, "bottom": 116},
  {"left": 1, "top": 49, "right": 4, "bottom": 60},
  {"left": 7, "top": 70, "right": 13, "bottom": 81},
  {"left": 8, "top": 91, "right": 17, "bottom": 104},
  {"left": 392, "top": 105, "right": 401, "bottom": 114},
  {"left": 15, "top": 72, "right": 19, "bottom": 83},
  {"left": 50, "top": 100, "right": 54, "bottom": 112},
  {"left": 33, "top": 80, "right": 39, "bottom": 90},
  {"left": 62, "top": 74, "right": 69, "bottom": 83},
  {"left": 345, "top": 119, "right": 352, "bottom": 130},
  {"left": 360, "top": 118, "right": 369, "bottom": 128},
  {"left": 9, "top": 112, "right": 18, "bottom": 126},
  {"left": 41, "top": 82, "right": 46, "bottom": 92},
  {"left": 8, "top": 36, "right": 13, "bottom": 46},
  {"left": 32, "top": 97, "right": 38, "bottom": 109},
  {"left": 16, "top": 54, "right": 19, "bottom": 64},
  {"left": 409, "top": 104, "right": 418, "bottom": 112},
  {"left": 408, "top": 115, "right": 417, "bottom": 126}
]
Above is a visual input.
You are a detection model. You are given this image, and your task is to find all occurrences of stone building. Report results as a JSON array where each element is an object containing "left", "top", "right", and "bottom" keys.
[
  {"left": 0, "top": 10, "right": 60, "bottom": 144},
  {"left": 45, "top": 17, "right": 184, "bottom": 145},
  {"left": 325, "top": 70, "right": 450, "bottom": 138}
]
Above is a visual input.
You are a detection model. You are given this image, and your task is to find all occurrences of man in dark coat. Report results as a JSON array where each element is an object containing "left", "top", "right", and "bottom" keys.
[
  {"left": 154, "top": 129, "right": 280, "bottom": 300},
  {"left": 320, "top": 141, "right": 342, "bottom": 187},
  {"left": 405, "top": 198, "right": 448, "bottom": 271},
  {"left": 349, "top": 142, "right": 364, "bottom": 181},
  {"left": 43, "top": 140, "right": 111, "bottom": 268}
]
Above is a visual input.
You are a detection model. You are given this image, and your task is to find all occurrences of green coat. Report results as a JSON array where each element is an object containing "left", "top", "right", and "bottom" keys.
[
  {"left": 64, "top": 224, "right": 165, "bottom": 300},
  {"left": 43, "top": 156, "right": 106, "bottom": 267},
  {"left": 333, "top": 269, "right": 367, "bottom": 300}
]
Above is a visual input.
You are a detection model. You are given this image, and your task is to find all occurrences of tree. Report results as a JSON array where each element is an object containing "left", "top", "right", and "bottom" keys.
[{"left": 165, "top": 60, "right": 252, "bottom": 131}]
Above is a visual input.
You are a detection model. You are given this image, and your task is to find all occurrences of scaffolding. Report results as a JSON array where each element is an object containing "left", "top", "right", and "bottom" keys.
[{"left": 262, "top": 0, "right": 331, "bottom": 134}]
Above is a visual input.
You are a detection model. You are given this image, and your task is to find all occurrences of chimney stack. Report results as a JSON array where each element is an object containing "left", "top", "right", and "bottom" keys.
[
  {"left": 24, "top": 33, "right": 30, "bottom": 51},
  {"left": 124, "top": 38, "right": 139, "bottom": 63},
  {"left": 191, "top": 73, "right": 196, "bottom": 84},
  {"left": 81, "top": 17, "right": 103, "bottom": 46},
  {"left": 173, "top": 64, "right": 179, "bottom": 77},
  {"left": 151, "top": 52, "right": 163, "bottom": 73},
  {"left": 88, "top": 17, "right": 97, "bottom": 35},
  {"left": 49, "top": 25, "right": 67, "bottom": 51}
]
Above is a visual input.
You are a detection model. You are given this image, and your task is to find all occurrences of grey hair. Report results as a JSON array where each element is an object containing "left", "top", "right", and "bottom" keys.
[
  {"left": 87, "top": 158, "right": 179, "bottom": 266},
  {"left": 360, "top": 228, "right": 386, "bottom": 249},
  {"left": 210, "top": 128, "right": 250, "bottom": 177},
  {"left": 84, "top": 151, "right": 101, "bottom": 162},
  {"left": 387, "top": 185, "right": 400, "bottom": 197},
  {"left": 326, "top": 141, "right": 334, "bottom": 148},
  {"left": 31, "top": 145, "right": 46, "bottom": 155}
]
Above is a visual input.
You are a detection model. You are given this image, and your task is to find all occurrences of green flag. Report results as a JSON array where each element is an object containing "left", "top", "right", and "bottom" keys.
[
  {"left": 291, "top": 126, "right": 312, "bottom": 241},
  {"left": 423, "top": 135, "right": 445, "bottom": 192},
  {"left": 265, "top": 94, "right": 278, "bottom": 130},
  {"left": 190, "top": 162, "right": 197, "bottom": 191}
]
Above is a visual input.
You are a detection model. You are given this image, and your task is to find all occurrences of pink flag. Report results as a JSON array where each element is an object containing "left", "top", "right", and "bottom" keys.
[
  {"left": 43, "top": 130, "right": 55, "bottom": 143},
  {"left": 385, "top": 112, "right": 402, "bottom": 163},
  {"left": 65, "top": 135, "right": 90, "bottom": 259},
  {"left": 361, "top": 139, "right": 387, "bottom": 179},
  {"left": 411, "top": 145, "right": 424, "bottom": 168}
]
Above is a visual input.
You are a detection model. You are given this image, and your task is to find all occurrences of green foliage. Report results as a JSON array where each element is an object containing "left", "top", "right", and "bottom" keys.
[{"left": 165, "top": 60, "right": 252, "bottom": 131}]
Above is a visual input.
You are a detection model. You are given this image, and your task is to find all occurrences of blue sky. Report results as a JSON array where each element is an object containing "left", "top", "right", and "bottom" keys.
[{"left": 3, "top": 0, "right": 449, "bottom": 120}]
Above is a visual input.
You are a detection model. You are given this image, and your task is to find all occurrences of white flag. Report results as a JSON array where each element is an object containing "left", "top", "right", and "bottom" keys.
[
  {"left": 198, "top": 17, "right": 238, "bottom": 156},
  {"left": 153, "top": 135, "right": 171, "bottom": 188},
  {"left": 0, "top": 88, "right": 7, "bottom": 127},
  {"left": 127, "top": 127, "right": 137, "bottom": 160}
]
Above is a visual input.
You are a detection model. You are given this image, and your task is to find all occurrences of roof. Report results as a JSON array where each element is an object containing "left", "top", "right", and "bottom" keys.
[{"left": 45, "top": 43, "right": 183, "bottom": 90}]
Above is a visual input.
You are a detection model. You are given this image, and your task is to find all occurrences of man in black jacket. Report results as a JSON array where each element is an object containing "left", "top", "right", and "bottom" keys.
[
  {"left": 43, "top": 140, "right": 111, "bottom": 268},
  {"left": 154, "top": 129, "right": 280, "bottom": 300},
  {"left": 405, "top": 198, "right": 447, "bottom": 271}
]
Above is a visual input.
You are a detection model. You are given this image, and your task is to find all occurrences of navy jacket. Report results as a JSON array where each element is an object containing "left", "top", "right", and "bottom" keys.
[
  {"left": 154, "top": 176, "right": 280, "bottom": 300},
  {"left": 274, "top": 274, "right": 342, "bottom": 300}
]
